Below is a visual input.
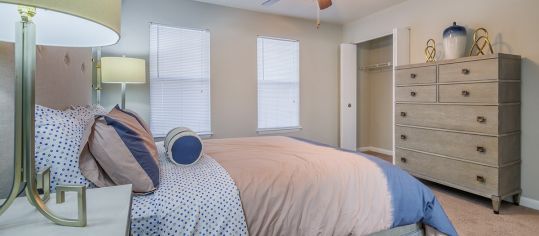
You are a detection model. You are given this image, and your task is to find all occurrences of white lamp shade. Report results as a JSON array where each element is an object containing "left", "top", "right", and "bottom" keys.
[
  {"left": 101, "top": 57, "right": 146, "bottom": 84},
  {"left": 0, "top": 0, "right": 121, "bottom": 47}
]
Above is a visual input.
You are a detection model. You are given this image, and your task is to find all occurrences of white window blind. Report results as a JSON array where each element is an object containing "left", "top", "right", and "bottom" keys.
[
  {"left": 150, "top": 24, "right": 211, "bottom": 137},
  {"left": 257, "top": 37, "right": 300, "bottom": 131}
]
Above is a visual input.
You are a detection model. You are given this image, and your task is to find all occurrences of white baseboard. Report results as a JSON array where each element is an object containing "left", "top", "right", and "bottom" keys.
[
  {"left": 521, "top": 197, "right": 539, "bottom": 210},
  {"left": 357, "top": 146, "right": 394, "bottom": 156}
]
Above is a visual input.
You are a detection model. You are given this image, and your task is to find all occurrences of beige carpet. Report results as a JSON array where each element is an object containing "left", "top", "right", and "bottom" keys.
[
  {"left": 428, "top": 182, "right": 539, "bottom": 236},
  {"left": 364, "top": 151, "right": 539, "bottom": 236}
]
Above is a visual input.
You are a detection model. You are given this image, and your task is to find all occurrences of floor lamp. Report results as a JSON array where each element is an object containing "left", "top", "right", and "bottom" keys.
[{"left": 0, "top": 0, "right": 121, "bottom": 227}]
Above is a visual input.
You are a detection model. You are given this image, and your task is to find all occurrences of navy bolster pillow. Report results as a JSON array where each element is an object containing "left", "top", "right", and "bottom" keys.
[{"left": 164, "top": 127, "right": 203, "bottom": 165}]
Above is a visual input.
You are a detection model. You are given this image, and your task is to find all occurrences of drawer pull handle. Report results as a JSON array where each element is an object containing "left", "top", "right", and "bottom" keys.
[
  {"left": 410, "top": 73, "right": 417, "bottom": 79},
  {"left": 462, "top": 68, "right": 470, "bottom": 75},
  {"left": 400, "top": 135, "right": 407, "bottom": 140},
  {"left": 477, "top": 116, "right": 487, "bottom": 123},
  {"left": 477, "top": 146, "right": 486, "bottom": 153},
  {"left": 476, "top": 175, "right": 486, "bottom": 183},
  {"left": 462, "top": 90, "right": 470, "bottom": 96},
  {"left": 400, "top": 157, "right": 407, "bottom": 163},
  {"left": 410, "top": 91, "right": 417, "bottom": 97},
  {"left": 400, "top": 112, "right": 407, "bottom": 117}
]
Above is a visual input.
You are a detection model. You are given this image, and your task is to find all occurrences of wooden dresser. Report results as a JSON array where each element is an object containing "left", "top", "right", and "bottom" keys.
[{"left": 394, "top": 53, "right": 521, "bottom": 214}]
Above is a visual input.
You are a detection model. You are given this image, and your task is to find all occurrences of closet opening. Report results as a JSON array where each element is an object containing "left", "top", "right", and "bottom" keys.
[
  {"left": 356, "top": 35, "right": 393, "bottom": 159},
  {"left": 339, "top": 27, "right": 409, "bottom": 163}
]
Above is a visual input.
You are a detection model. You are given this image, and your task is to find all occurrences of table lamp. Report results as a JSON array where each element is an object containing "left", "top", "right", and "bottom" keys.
[
  {"left": 101, "top": 57, "right": 146, "bottom": 109},
  {"left": 0, "top": 0, "right": 121, "bottom": 227}
]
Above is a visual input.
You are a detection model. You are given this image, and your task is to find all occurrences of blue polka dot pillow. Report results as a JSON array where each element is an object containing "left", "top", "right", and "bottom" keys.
[
  {"left": 35, "top": 105, "right": 106, "bottom": 192},
  {"left": 64, "top": 105, "right": 107, "bottom": 125}
]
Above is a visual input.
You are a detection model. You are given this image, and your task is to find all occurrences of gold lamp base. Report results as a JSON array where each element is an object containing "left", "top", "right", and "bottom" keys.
[{"left": 0, "top": 7, "right": 87, "bottom": 227}]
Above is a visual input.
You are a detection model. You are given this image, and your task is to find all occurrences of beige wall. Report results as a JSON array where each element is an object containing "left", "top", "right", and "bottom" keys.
[
  {"left": 100, "top": 0, "right": 343, "bottom": 146},
  {"left": 344, "top": 0, "right": 539, "bottom": 203},
  {"left": 357, "top": 36, "right": 393, "bottom": 150}
]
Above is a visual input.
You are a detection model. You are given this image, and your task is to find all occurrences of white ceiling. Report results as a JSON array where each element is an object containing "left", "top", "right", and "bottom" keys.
[{"left": 192, "top": 0, "right": 407, "bottom": 24}]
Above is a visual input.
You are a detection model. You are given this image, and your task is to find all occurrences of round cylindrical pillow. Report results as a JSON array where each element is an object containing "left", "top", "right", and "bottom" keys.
[{"left": 164, "top": 127, "right": 203, "bottom": 166}]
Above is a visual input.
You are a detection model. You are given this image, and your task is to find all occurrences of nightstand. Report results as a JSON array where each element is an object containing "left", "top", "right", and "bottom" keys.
[{"left": 0, "top": 184, "right": 132, "bottom": 236}]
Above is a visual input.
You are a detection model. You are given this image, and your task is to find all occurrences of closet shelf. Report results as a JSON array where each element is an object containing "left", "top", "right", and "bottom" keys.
[{"left": 359, "top": 62, "right": 393, "bottom": 71}]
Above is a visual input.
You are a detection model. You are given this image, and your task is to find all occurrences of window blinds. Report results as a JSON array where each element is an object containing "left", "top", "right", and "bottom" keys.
[
  {"left": 150, "top": 24, "right": 211, "bottom": 137},
  {"left": 257, "top": 37, "right": 300, "bottom": 131}
]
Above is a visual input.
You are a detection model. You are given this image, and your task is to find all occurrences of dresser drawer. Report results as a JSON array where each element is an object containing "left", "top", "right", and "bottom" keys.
[
  {"left": 396, "top": 148, "right": 498, "bottom": 195},
  {"left": 396, "top": 85, "right": 436, "bottom": 102},
  {"left": 439, "top": 59, "right": 498, "bottom": 82},
  {"left": 395, "top": 104, "right": 520, "bottom": 134},
  {"left": 396, "top": 126, "right": 501, "bottom": 166},
  {"left": 439, "top": 82, "right": 520, "bottom": 104},
  {"left": 396, "top": 66, "right": 436, "bottom": 85}
]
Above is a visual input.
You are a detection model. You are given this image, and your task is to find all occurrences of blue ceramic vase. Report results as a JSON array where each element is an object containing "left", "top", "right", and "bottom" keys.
[{"left": 443, "top": 22, "right": 467, "bottom": 59}]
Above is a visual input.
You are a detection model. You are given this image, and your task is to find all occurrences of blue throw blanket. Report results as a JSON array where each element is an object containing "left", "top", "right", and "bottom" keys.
[{"left": 292, "top": 137, "right": 458, "bottom": 236}]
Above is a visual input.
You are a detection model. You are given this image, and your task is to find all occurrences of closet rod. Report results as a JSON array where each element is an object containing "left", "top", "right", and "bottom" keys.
[{"left": 359, "top": 62, "right": 392, "bottom": 71}]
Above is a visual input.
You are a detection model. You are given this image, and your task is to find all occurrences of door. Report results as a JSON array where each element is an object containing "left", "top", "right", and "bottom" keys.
[{"left": 340, "top": 44, "right": 357, "bottom": 151}]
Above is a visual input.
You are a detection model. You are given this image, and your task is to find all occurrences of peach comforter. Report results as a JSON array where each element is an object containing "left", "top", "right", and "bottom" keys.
[{"left": 204, "top": 136, "right": 394, "bottom": 235}]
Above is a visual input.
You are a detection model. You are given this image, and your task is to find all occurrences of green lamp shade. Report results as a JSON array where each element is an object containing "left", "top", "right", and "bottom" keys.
[
  {"left": 101, "top": 57, "right": 146, "bottom": 84},
  {"left": 0, "top": 0, "right": 121, "bottom": 47}
]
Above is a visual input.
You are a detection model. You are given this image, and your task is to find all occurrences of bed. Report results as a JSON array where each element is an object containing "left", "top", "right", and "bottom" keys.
[
  {"left": 130, "top": 135, "right": 456, "bottom": 236},
  {"left": 29, "top": 102, "right": 456, "bottom": 235},
  {"left": 15, "top": 47, "right": 456, "bottom": 235}
]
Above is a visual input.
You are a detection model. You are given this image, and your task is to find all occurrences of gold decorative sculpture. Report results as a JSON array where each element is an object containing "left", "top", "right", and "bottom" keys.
[
  {"left": 425, "top": 39, "right": 436, "bottom": 62},
  {"left": 469, "top": 28, "right": 494, "bottom": 56}
]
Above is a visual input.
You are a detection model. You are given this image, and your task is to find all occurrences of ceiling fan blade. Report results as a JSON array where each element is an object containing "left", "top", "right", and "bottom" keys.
[
  {"left": 318, "top": 0, "right": 332, "bottom": 10},
  {"left": 262, "top": 0, "right": 280, "bottom": 6}
]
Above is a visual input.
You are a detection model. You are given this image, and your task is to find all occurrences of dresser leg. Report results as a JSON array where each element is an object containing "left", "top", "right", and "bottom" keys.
[
  {"left": 491, "top": 196, "right": 501, "bottom": 214},
  {"left": 513, "top": 193, "right": 521, "bottom": 206}
]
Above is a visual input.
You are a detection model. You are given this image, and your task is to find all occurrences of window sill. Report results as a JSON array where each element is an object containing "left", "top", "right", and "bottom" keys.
[
  {"left": 256, "top": 126, "right": 302, "bottom": 135},
  {"left": 198, "top": 132, "right": 214, "bottom": 139}
]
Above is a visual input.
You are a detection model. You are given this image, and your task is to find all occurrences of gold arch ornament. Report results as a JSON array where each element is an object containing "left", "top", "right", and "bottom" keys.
[
  {"left": 469, "top": 28, "right": 494, "bottom": 56},
  {"left": 425, "top": 39, "right": 436, "bottom": 62}
]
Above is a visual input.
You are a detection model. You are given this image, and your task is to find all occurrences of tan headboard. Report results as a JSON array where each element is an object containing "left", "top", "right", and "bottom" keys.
[
  {"left": 0, "top": 43, "right": 15, "bottom": 198},
  {"left": 36, "top": 45, "right": 92, "bottom": 109},
  {"left": 0, "top": 42, "right": 93, "bottom": 110}
]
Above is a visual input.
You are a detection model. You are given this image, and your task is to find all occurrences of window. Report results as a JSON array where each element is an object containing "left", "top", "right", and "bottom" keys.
[
  {"left": 257, "top": 37, "right": 300, "bottom": 132},
  {"left": 150, "top": 24, "right": 211, "bottom": 137}
]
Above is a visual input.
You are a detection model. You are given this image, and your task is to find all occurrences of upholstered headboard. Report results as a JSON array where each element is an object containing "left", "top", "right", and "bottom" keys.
[
  {"left": 0, "top": 42, "right": 92, "bottom": 198},
  {"left": 35, "top": 46, "right": 93, "bottom": 109},
  {"left": 0, "top": 43, "right": 92, "bottom": 109}
]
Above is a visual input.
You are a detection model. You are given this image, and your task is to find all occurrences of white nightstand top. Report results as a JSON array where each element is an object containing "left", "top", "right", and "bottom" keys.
[{"left": 0, "top": 185, "right": 132, "bottom": 236}]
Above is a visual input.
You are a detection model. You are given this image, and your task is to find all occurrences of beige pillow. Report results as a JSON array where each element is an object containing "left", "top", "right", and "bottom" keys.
[{"left": 79, "top": 105, "right": 159, "bottom": 194}]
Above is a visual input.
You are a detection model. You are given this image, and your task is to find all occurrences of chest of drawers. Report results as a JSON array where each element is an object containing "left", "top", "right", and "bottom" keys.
[{"left": 394, "top": 53, "right": 521, "bottom": 214}]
